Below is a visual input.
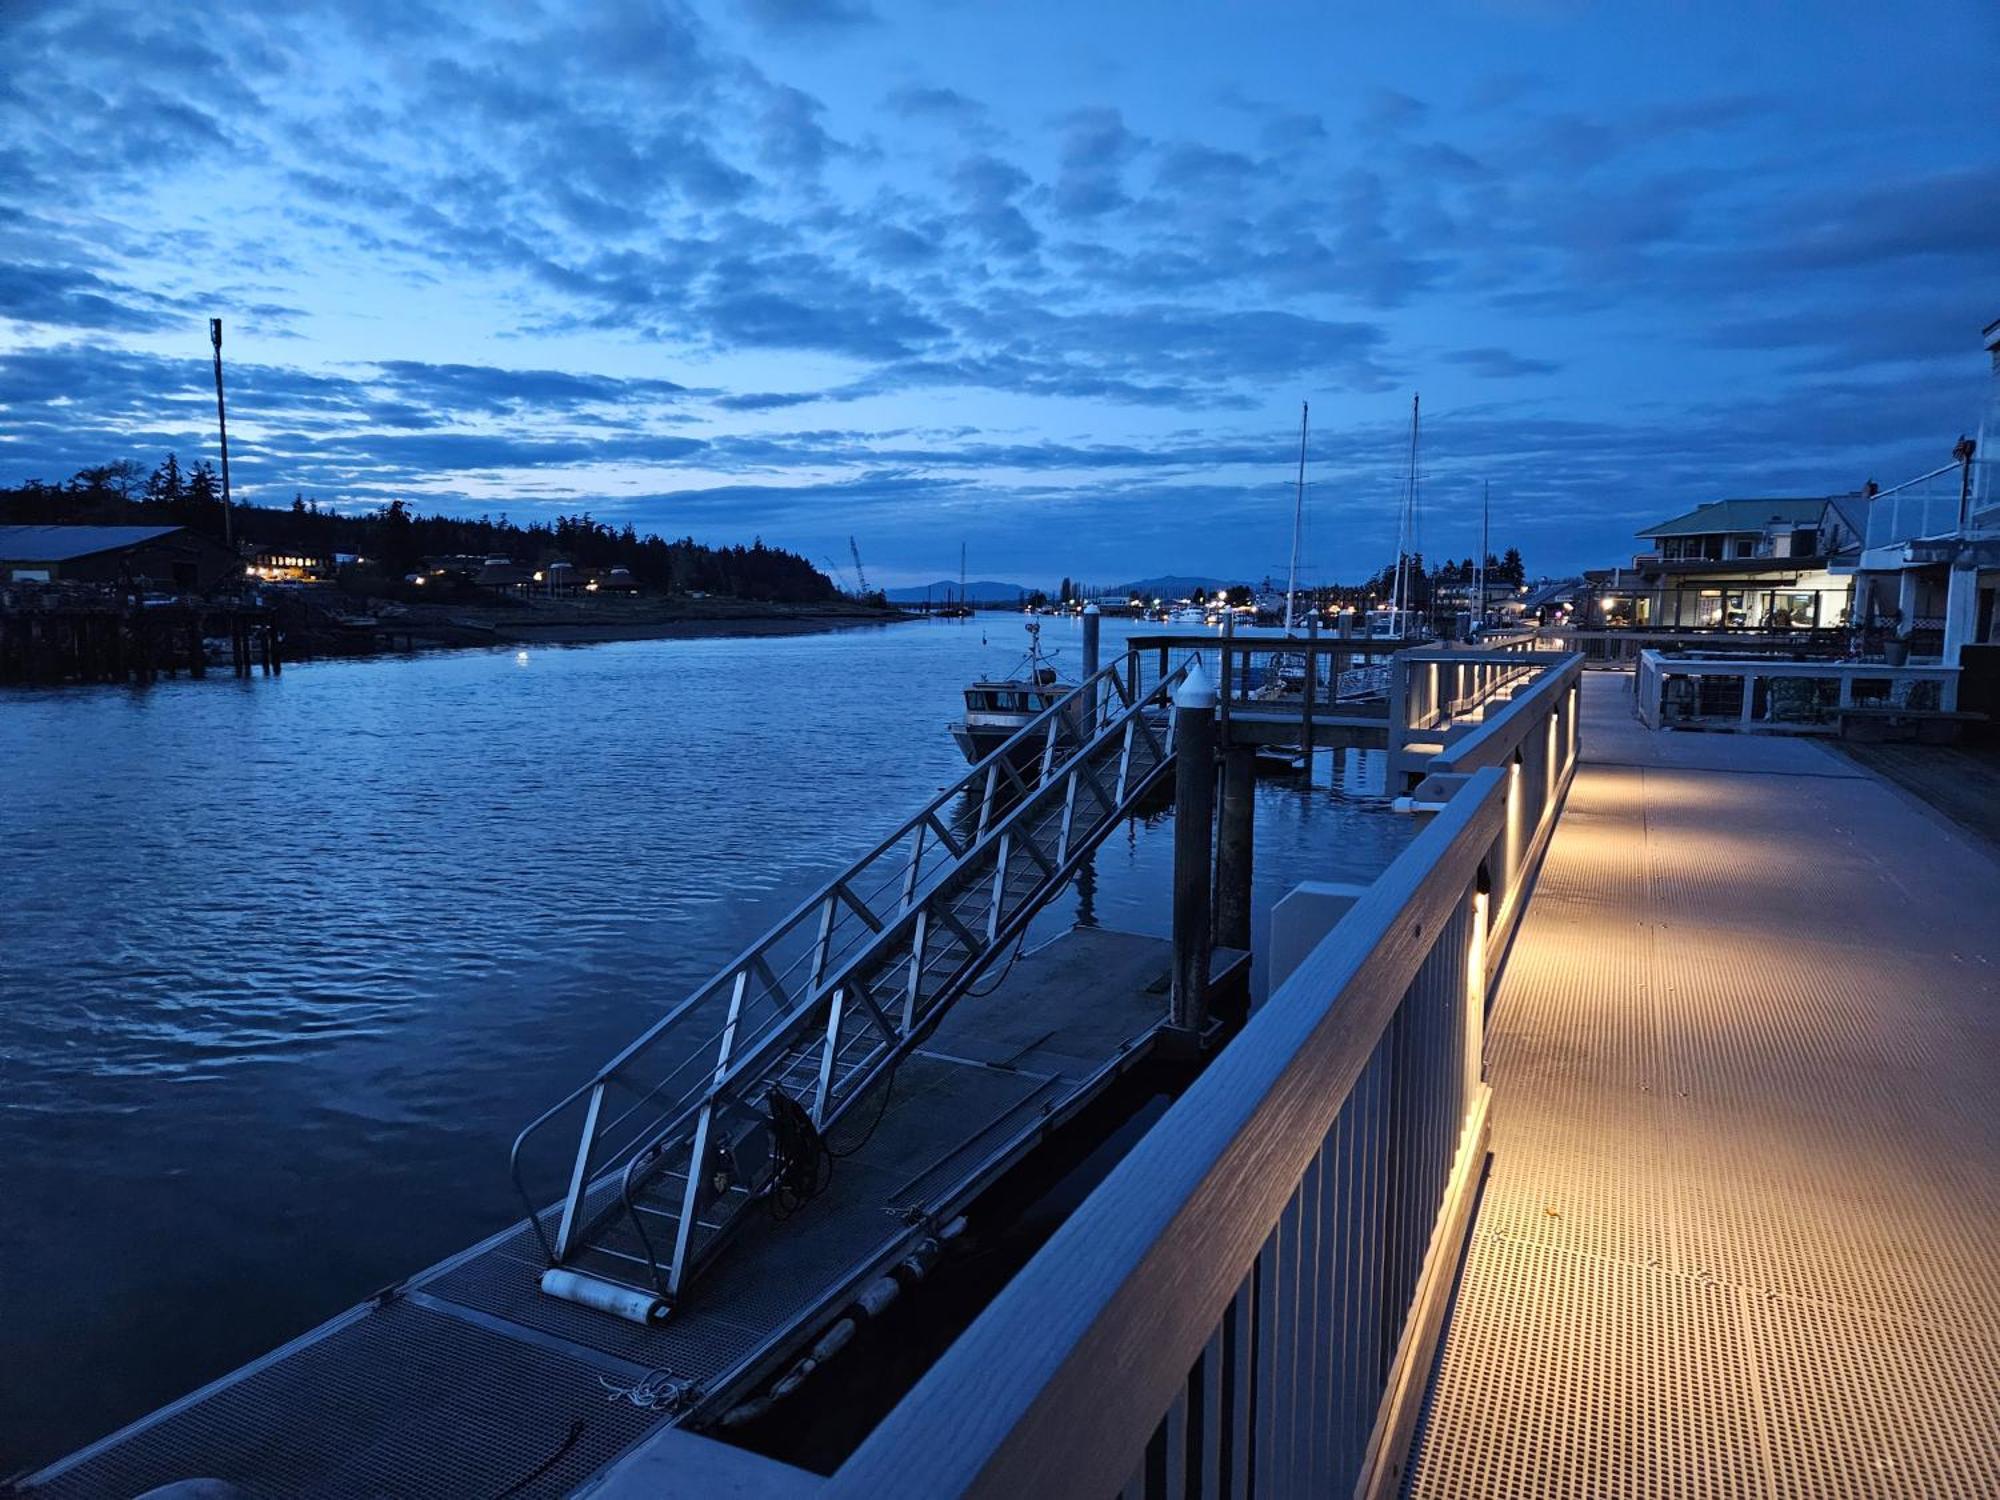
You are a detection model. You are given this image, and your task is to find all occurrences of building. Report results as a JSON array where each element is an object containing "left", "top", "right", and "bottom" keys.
[
  {"left": 0, "top": 524, "right": 240, "bottom": 591},
  {"left": 246, "top": 547, "right": 332, "bottom": 582},
  {"left": 1588, "top": 495, "right": 1861, "bottom": 629},
  {"left": 1848, "top": 314, "right": 2000, "bottom": 662}
]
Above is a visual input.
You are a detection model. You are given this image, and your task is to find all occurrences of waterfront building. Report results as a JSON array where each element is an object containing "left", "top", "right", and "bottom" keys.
[
  {"left": 1847, "top": 314, "right": 2000, "bottom": 664},
  {"left": 1586, "top": 494, "right": 1861, "bottom": 630},
  {"left": 0, "top": 524, "right": 240, "bottom": 591}
]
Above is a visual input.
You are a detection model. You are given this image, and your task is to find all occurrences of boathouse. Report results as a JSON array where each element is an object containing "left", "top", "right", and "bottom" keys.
[{"left": 0, "top": 524, "right": 240, "bottom": 591}]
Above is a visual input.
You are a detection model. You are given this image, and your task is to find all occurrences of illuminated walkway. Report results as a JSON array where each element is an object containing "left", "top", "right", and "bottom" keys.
[{"left": 1406, "top": 674, "right": 1999, "bottom": 1499}]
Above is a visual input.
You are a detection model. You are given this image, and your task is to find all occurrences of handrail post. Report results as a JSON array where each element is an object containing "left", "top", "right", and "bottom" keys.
[
  {"left": 1171, "top": 663, "right": 1218, "bottom": 1033},
  {"left": 1082, "top": 602, "right": 1100, "bottom": 679}
]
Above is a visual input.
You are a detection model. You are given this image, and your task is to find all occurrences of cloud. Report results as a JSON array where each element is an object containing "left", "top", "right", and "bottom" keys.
[
  {"left": 949, "top": 154, "right": 1041, "bottom": 258},
  {"left": 1051, "top": 108, "right": 1141, "bottom": 221},
  {"left": 1445, "top": 347, "right": 1561, "bottom": 378},
  {"left": 740, "top": 0, "right": 877, "bottom": 33},
  {"left": 884, "top": 86, "right": 986, "bottom": 123}
]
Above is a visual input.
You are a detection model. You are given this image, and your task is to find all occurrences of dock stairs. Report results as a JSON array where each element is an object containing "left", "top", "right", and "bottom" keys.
[{"left": 509, "top": 655, "right": 1197, "bottom": 1323}]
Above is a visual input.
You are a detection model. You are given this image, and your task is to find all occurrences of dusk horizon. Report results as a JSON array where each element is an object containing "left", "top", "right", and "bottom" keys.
[{"left": 4, "top": 0, "right": 1995, "bottom": 586}]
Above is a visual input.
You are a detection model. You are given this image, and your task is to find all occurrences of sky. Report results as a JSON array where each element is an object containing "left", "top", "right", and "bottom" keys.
[{"left": 1, "top": 0, "right": 1995, "bottom": 588}]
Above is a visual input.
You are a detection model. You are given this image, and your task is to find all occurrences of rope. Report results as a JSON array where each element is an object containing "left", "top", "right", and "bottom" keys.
[{"left": 598, "top": 1369, "right": 693, "bottom": 1412}]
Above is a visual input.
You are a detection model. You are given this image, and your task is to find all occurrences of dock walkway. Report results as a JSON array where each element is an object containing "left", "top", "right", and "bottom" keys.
[{"left": 1407, "top": 674, "right": 1999, "bottom": 1496}]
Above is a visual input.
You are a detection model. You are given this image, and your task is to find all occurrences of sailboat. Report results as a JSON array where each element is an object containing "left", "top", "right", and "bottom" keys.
[{"left": 1369, "top": 394, "right": 1432, "bottom": 642}]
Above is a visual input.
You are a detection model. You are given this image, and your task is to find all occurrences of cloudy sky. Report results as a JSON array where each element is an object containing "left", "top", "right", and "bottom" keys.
[{"left": 2, "top": 0, "right": 1994, "bottom": 586}]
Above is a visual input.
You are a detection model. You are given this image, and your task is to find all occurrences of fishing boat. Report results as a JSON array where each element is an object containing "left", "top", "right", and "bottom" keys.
[{"left": 948, "top": 621, "right": 1071, "bottom": 764}]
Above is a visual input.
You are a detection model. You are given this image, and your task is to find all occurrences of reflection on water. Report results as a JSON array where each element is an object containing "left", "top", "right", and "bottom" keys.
[{"left": 0, "top": 615, "right": 1413, "bottom": 1468}]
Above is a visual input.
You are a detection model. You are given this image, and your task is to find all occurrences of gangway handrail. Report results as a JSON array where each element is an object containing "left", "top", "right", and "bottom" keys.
[{"left": 509, "top": 652, "right": 1195, "bottom": 1311}]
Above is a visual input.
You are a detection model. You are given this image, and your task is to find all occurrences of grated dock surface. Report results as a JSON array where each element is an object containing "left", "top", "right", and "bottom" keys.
[
  {"left": 19, "top": 928, "right": 1187, "bottom": 1498},
  {"left": 1405, "top": 674, "right": 2000, "bottom": 1499}
]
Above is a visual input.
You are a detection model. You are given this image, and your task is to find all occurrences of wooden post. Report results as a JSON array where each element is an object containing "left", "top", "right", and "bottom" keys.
[
  {"left": 1215, "top": 744, "right": 1255, "bottom": 951},
  {"left": 1171, "top": 662, "right": 1218, "bottom": 1032},
  {"left": 188, "top": 612, "right": 206, "bottom": 678},
  {"left": 1081, "top": 603, "right": 1100, "bottom": 679}
]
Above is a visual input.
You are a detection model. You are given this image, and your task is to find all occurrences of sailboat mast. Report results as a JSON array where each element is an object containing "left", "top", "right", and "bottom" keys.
[
  {"left": 1393, "top": 393, "right": 1419, "bottom": 624},
  {"left": 1477, "top": 480, "right": 1489, "bottom": 633},
  {"left": 1286, "top": 400, "right": 1307, "bottom": 633}
]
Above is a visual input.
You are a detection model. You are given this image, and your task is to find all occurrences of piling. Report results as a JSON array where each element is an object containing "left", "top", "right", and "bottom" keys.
[
  {"left": 1081, "top": 603, "right": 1100, "bottom": 679},
  {"left": 1218, "top": 613, "right": 1234, "bottom": 741},
  {"left": 1170, "top": 661, "right": 1218, "bottom": 1032},
  {"left": 1215, "top": 744, "right": 1255, "bottom": 951},
  {"left": 1300, "top": 615, "right": 1319, "bottom": 763}
]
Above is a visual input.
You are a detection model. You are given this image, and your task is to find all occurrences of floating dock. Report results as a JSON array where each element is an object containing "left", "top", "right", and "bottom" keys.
[{"left": 16, "top": 928, "right": 1245, "bottom": 1499}]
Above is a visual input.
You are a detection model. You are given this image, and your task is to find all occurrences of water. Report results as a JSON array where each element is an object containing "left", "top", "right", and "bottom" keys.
[{"left": 0, "top": 615, "right": 1414, "bottom": 1471}]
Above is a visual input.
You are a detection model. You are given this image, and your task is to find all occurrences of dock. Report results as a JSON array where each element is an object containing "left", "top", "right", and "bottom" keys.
[
  {"left": 17, "top": 926, "right": 1245, "bottom": 1498},
  {"left": 1405, "top": 674, "right": 1999, "bottom": 1496}
]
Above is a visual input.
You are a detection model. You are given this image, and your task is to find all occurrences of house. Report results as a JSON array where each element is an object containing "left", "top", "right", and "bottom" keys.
[
  {"left": 1847, "top": 314, "right": 2000, "bottom": 663},
  {"left": 246, "top": 547, "right": 332, "bottom": 582},
  {"left": 0, "top": 524, "right": 241, "bottom": 591},
  {"left": 1588, "top": 496, "right": 1860, "bottom": 629}
]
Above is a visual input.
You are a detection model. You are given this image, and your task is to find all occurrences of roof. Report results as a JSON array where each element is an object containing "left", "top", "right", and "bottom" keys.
[
  {"left": 0, "top": 524, "right": 186, "bottom": 562},
  {"left": 1636, "top": 498, "right": 1833, "bottom": 539}
]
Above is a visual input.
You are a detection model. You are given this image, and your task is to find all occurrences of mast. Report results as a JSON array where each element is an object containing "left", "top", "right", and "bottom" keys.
[
  {"left": 1392, "top": 393, "right": 1419, "bottom": 624},
  {"left": 1477, "top": 479, "right": 1489, "bottom": 634},
  {"left": 1285, "top": 401, "right": 1308, "bottom": 634},
  {"left": 960, "top": 541, "right": 967, "bottom": 610},
  {"left": 209, "top": 317, "right": 235, "bottom": 551}
]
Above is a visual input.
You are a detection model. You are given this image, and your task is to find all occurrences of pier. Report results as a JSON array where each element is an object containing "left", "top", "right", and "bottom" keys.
[{"left": 0, "top": 593, "right": 279, "bottom": 684}]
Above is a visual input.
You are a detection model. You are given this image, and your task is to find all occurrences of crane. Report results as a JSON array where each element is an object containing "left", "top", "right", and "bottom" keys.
[
  {"left": 849, "top": 536, "right": 869, "bottom": 595},
  {"left": 821, "top": 555, "right": 857, "bottom": 594}
]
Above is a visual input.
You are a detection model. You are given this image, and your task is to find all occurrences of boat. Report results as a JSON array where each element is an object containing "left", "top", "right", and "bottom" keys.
[
  {"left": 948, "top": 621, "right": 1072, "bottom": 764},
  {"left": 1380, "top": 394, "right": 1436, "bottom": 644}
]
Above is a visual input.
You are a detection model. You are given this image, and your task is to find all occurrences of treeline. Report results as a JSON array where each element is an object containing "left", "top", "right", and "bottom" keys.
[{"left": 1, "top": 456, "right": 838, "bottom": 603}]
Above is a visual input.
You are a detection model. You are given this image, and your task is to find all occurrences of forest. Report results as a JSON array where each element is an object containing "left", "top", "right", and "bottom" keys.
[{"left": 1, "top": 455, "right": 840, "bottom": 603}]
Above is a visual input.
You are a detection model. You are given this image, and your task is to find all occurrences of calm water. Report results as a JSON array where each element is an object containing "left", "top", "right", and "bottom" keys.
[{"left": 0, "top": 615, "right": 1414, "bottom": 1470}]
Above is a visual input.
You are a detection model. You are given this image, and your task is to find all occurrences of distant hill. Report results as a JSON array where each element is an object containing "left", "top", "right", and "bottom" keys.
[
  {"left": 1114, "top": 574, "right": 1236, "bottom": 600},
  {"left": 883, "top": 579, "right": 1032, "bottom": 603}
]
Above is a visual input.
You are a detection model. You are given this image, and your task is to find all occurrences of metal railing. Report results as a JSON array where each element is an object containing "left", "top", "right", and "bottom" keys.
[
  {"left": 511, "top": 654, "right": 1194, "bottom": 1316},
  {"left": 1635, "top": 650, "right": 1961, "bottom": 731},
  {"left": 820, "top": 729, "right": 1577, "bottom": 1498}
]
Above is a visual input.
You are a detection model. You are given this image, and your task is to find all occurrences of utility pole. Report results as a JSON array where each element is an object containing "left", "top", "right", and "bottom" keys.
[{"left": 209, "top": 318, "right": 235, "bottom": 550}]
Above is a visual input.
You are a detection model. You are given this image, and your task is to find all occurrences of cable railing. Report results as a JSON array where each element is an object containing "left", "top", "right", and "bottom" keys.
[{"left": 509, "top": 652, "right": 1194, "bottom": 1321}]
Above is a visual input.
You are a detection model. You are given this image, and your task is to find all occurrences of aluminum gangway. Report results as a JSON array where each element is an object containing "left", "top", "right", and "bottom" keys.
[{"left": 509, "top": 655, "right": 1196, "bottom": 1324}]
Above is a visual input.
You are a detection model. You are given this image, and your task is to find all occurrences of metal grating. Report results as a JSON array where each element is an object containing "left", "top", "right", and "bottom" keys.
[
  {"left": 24, "top": 1299, "right": 665, "bottom": 1500},
  {"left": 1405, "top": 674, "right": 2000, "bottom": 1499}
]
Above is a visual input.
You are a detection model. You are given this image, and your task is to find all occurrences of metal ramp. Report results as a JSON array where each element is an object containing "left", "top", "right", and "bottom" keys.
[{"left": 509, "top": 655, "right": 1196, "bottom": 1322}]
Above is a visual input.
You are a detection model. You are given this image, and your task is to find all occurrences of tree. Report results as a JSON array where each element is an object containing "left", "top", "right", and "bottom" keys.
[
  {"left": 144, "top": 453, "right": 185, "bottom": 512},
  {"left": 1498, "top": 546, "right": 1525, "bottom": 585}
]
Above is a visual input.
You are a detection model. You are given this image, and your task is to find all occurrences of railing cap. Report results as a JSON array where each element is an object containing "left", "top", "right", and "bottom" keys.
[{"left": 1175, "top": 659, "right": 1217, "bottom": 708}]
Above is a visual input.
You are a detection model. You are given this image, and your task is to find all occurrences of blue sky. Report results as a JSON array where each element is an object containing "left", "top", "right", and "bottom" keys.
[{"left": 1, "top": 0, "right": 1994, "bottom": 586}]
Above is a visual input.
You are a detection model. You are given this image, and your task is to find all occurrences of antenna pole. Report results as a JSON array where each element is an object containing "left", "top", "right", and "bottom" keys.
[
  {"left": 210, "top": 317, "right": 235, "bottom": 551},
  {"left": 1286, "top": 401, "right": 1307, "bottom": 634}
]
